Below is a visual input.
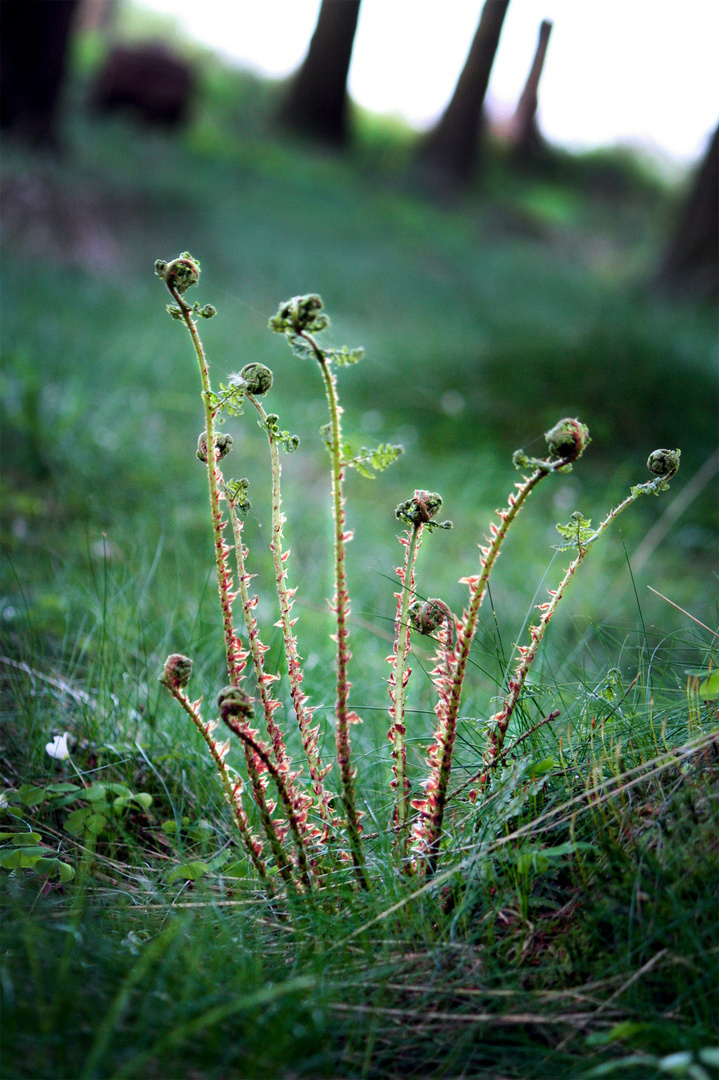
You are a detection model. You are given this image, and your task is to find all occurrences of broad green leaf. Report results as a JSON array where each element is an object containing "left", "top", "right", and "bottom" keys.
[
  {"left": 586, "top": 1021, "right": 656, "bottom": 1047},
  {"left": 85, "top": 814, "right": 108, "bottom": 835},
  {"left": 187, "top": 820, "right": 214, "bottom": 842},
  {"left": 65, "top": 807, "right": 106, "bottom": 835},
  {"left": 513, "top": 841, "right": 596, "bottom": 875},
  {"left": 528, "top": 758, "right": 557, "bottom": 778},
  {"left": 699, "top": 671, "right": 719, "bottom": 700},
  {"left": 221, "top": 860, "right": 246, "bottom": 878},
  {"left": 17, "top": 785, "right": 46, "bottom": 806},
  {"left": 105, "top": 783, "right": 133, "bottom": 797},
  {"left": 0, "top": 847, "right": 46, "bottom": 868},
  {"left": 52, "top": 790, "right": 89, "bottom": 808},
  {"left": 84, "top": 784, "right": 109, "bottom": 802},
  {"left": 33, "top": 857, "right": 76, "bottom": 882},
  {"left": 167, "top": 861, "right": 209, "bottom": 883},
  {"left": 112, "top": 792, "right": 153, "bottom": 811},
  {"left": 516, "top": 850, "right": 549, "bottom": 874},
  {"left": 11, "top": 832, "right": 43, "bottom": 846},
  {"left": 64, "top": 807, "right": 92, "bottom": 834}
]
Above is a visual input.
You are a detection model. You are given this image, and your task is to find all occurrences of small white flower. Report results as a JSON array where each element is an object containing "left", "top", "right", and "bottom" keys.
[
  {"left": 0, "top": 791, "right": 9, "bottom": 808},
  {"left": 46, "top": 732, "right": 71, "bottom": 761}
]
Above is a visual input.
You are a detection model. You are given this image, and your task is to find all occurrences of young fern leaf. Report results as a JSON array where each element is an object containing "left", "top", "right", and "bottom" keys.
[
  {"left": 258, "top": 413, "right": 300, "bottom": 453},
  {"left": 325, "top": 346, "right": 365, "bottom": 366},
  {"left": 343, "top": 442, "right": 403, "bottom": 479},
  {"left": 224, "top": 478, "right": 251, "bottom": 516},
  {"left": 553, "top": 511, "right": 594, "bottom": 551}
]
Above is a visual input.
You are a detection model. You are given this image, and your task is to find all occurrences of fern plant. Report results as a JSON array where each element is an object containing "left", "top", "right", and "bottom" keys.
[{"left": 155, "top": 253, "right": 680, "bottom": 891}]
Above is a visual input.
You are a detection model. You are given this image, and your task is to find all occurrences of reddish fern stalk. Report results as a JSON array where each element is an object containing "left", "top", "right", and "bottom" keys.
[
  {"left": 248, "top": 393, "right": 335, "bottom": 834},
  {"left": 157, "top": 256, "right": 246, "bottom": 686},
  {"left": 403, "top": 601, "right": 456, "bottom": 875},
  {"left": 225, "top": 498, "right": 319, "bottom": 853},
  {"left": 160, "top": 664, "right": 267, "bottom": 881},
  {"left": 314, "top": 350, "right": 367, "bottom": 884},
  {"left": 387, "top": 524, "right": 422, "bottom": 832},
  {"left": 216, "top": 685, "right": 299, "bottom": 887},
  {"left": 388, "top": 491, "right": 450, "bottom": 840},
  {"left": 477, "top": 449, "right": 681, "bottom": 785},
  {"left": 267, "top": 296, "right": 368, "bottom": 887},
  {"left": 412, "top": 420, "right": 591, "bottom": 874},
  {"left": 221, "top": 713, "right": 314, "bottom": 890}
]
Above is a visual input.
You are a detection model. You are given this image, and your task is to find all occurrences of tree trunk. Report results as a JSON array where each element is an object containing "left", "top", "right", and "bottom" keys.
[
  {"left": 657, "top": 124, "right": 718, "bottom": 300},
  {"left": 277, "top": 0, "right": 361, "bottom": 147},
  {"left": 508, "top": 19, "right": 552, "bottom": 162},
  {"left": 76, "top": 0, "right": 118, "bottom": 34},
  {"left": 417, "top": 0, "right": 510, "bottom": 187},
  {"left": 0, "top": 0, "right": 80, "bottom": 148}
]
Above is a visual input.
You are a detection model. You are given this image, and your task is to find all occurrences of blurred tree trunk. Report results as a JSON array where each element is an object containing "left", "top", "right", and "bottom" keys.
[
  {"left": 657, "top": 124, "right": 718, "bottom": 300},
  {"left": 416, "top": 0, "right": 510, "bottom": 187},
  {"left": 277, "top": 0, "right": 361, "bottom": 147},
  {"left": 508, "top": 19, "right": 552, "bottom": 163},
  {"left": 76, "top": 0, "right": 117, "bottom": 34},
  {"left": 0, "top": 0, "right": 80, "bottom": 148}
]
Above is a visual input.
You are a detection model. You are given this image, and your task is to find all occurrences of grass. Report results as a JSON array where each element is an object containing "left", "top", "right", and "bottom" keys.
[{"left": 1, "top": 34, "right": 718, "bottom": 1079}]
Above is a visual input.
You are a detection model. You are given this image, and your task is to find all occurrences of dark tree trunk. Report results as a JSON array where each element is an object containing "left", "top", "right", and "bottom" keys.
[
  {"left": 508, "top": 19, "right": 552, "bottom": 162},
  {"left": 76, "top": 0, "right": 118, "bottom": 34},
  {"left": 657, "top": 124, "right": 718, "bottom": 300},
  {"left": 417, "top": 0, "right": 510, "bottom": 187},
  {"left": 0, "top": 0, "right": 80, "bottom": 148},
  {"left": 277, "top": 0, "right": 361, "bottom": 147}
]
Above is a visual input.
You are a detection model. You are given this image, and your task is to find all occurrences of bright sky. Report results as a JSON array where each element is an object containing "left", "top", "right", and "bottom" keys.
[{"left": 136, "top": 0, "right": 718, "bottom": 165}]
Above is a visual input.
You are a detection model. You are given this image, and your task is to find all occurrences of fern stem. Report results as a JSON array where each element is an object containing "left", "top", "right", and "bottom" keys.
[
  {"left": 480, "top": 472, "right": 676, "bottom": 781},
  {"left": 302, "top": 330, "right": 368, "bottom": 888},
  {"left": 248, "top": 394, "right": 335, "bottom": 830},
  {"left": 170, "top": 286, "right": 246, "bottom": 686},
  {"left": 226, "top": 721, "right": 314, "bottom": 891},
  {"left": 389, "top": 522, "right": 423, "bottom": 836},
  {"left": 160, "top": 679, "right": 267, "bottom": 880}
]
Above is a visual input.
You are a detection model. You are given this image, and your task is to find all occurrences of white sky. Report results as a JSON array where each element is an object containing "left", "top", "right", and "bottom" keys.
[{"left": 136, "top": 0, "right": 718, "bottom": 164}]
